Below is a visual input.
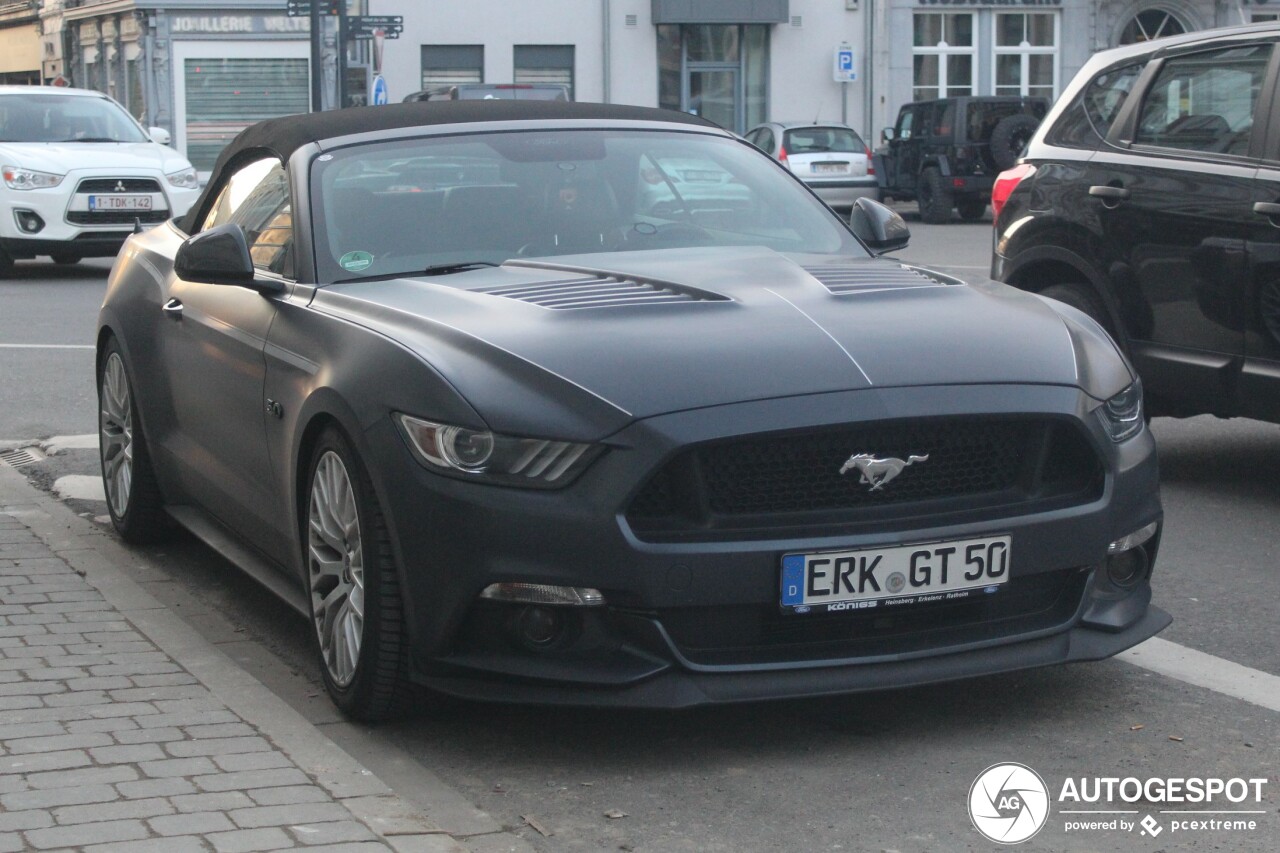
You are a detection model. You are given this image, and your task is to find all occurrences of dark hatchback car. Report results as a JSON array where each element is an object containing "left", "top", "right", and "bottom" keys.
[
  {"left": 98, "top": 101, "right": 1165, "bottom": 720},
  {"left": 994, "top": 23, "right": 1280, "bottom": 423}
]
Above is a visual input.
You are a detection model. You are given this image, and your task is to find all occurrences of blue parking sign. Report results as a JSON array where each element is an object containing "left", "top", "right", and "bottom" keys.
[{"left": 833, "top": 46, "right": 857, "bottom": 83}]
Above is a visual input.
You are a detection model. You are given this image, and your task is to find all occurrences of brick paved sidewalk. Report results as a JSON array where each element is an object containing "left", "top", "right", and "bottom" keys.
[{"left": 0, "top": 505, "right": 471, "bottom": 853}]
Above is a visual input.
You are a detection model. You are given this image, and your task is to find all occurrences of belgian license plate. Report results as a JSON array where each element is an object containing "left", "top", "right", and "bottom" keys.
[
  {"left": 813, "top": 162, "right": 847, "bottom": 174},
  {"left": 89, "top": 195, "right": 152, "bottom": 211},
  {"left": 780, "top": 535, "right": 1010, "bottom": 614}
]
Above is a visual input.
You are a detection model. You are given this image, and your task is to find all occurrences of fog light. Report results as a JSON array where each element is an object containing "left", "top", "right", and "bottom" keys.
[
  {"left": 1105, "top": 548, "right": 1147, "bottom": 588},
  {"left": 1108, "top": 521, "right": 1158, "bottom": 554},
  {"left": 15, "top": 210, "right": 44, "bottom": 233},
  {"left": 516, "top": 606, "right": 563, "bottom": 647},
  {"left": 479, "top": 583, "right": 604, "bottom": 606}
]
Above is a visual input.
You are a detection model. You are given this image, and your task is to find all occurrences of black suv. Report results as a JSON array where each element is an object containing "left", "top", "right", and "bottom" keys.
[
  {"left": 993, "top": 23, "right": 1280, "bottom": 423},
  {"left": 875, "top": 96, "right": 1047, "bottom": 223}
]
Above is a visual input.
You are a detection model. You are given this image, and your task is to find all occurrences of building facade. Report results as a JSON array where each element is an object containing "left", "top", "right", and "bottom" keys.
[{"left": 15, "top": 1, "right": 1280, "bottom": 177}]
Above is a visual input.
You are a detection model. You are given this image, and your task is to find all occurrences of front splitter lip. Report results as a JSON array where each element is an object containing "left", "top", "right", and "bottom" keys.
[{"left": 416, "top": 605, "right": 1172, "bottom": 710}]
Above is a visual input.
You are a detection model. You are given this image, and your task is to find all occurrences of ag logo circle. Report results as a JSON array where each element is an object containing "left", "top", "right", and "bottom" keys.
[{"left": 968, "top": 762, "right": 1051, "bottom": 844}]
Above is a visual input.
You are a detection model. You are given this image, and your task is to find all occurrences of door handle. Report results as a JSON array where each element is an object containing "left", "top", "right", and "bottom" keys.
[
  {"left": 1088, "top": 185, "right": 1131, "bottom": 206},
  {"left": 1253, "top": 201, "right": 1280, "bottom": 219},
  {"left": 162, "top": 297, "right": 183, "bottom": 318}
]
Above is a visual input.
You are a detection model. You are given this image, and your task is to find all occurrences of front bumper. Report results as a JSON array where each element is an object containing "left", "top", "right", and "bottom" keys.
[
  {"left": 0, "top": 170, "right": 199, "bottom": 259},
  {"left": 366, "top": 384, "right": 1165, "bottom": 707}
]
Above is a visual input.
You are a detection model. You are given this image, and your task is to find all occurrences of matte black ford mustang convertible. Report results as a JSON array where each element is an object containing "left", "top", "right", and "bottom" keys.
[{"left": 98, "top": 101, "right": 1169, "bottom": 720}]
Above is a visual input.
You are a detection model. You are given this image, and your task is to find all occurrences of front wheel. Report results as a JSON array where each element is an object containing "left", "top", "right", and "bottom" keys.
[
  {"left": 305, "top": 427, "right": 414, "bottom": 721},
  {"left": 1039, "top": 283, "right": 1114, "bottom": 337},
  {"left": 51, "top": 252, "right": 82, "bottom": 265}
]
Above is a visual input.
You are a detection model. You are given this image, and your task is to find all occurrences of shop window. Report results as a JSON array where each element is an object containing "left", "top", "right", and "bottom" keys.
[
  {"left": 913, "top": 13, "right": 975, "bottom": 101},
  {"left": 514, "top": 45, "right": 574, "bottom": 99},
  {"left": 655, "top": 24, "right": 767, "bottom": 134},
  {"left": 994, "top": 13, "right": 1059, "bottom": 100},
  {"left": 183, "top": 58, "right": 309, "bottom": 173},
  {"left": 421, "top": 45, "right": 483, "bottom": 89}
]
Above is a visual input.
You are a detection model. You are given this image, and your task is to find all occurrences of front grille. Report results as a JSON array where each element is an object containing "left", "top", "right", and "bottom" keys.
[
  {"left": 67, "top": 210, "right": 170, "bottom": 225},
  {"left": 75, "top": 178, "right": 163, "bottom": 193},
  {"left": 475, "top": 275, "right": 728, "bottom": 309},
  {"left": 651, "top": 566, "right": 1088, "bottom": 665},
  {"left": 627, "top": 416, "right": 1103, "bottom": 540}
]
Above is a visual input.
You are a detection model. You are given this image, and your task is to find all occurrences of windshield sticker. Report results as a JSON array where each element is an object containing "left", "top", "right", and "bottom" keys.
[{"left": 339, "top": 251, "right": 374, "bottom": 272}]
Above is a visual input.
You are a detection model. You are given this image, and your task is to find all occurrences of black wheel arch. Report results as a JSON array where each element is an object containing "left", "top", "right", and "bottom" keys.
[{"left": 1001, "top": 246, "right": 1129, "bottom": 349}]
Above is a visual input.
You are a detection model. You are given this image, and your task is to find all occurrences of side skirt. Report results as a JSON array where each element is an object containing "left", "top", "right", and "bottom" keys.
[{"left": 165, "top": 504, "right": 309, "bottom": 617}]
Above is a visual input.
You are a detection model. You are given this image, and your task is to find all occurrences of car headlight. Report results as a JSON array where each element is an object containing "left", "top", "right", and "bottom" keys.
[
  {"left": 165, "top": 167, "right": 199, "bottom": 189},
  {"left": 394, "top": 413, "right": 602, "bottom": 488},
  {"left": 1099, "top": 381, "right": 1144, "bottom": 442},
  {"left": 2, "top": 166, "right": 64, "bottom": 190}
]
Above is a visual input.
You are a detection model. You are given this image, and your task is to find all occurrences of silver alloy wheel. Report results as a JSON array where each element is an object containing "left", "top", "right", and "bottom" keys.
[
  {"left": 308, "top": 450, "right": 365, "bottom": 687},
  {"left": 99, "top": 353, "right": 134, "bottom": 518}
]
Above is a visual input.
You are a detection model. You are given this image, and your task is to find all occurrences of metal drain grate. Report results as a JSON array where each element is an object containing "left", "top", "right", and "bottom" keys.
[{"left": 0, "top": 446, "right": 45, "bottom": 468}]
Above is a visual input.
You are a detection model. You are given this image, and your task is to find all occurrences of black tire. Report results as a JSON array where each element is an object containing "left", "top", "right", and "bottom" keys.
[
  {"left": 1039, "top": 283, "right": 1114, "bottom": 336},
  {"left": 989, "top": 114, "right": 1040, "bottom": 171},
  {"left": 51, "top": 252, "right": 82, "bottom": 265},
  {"left": 918, "top": 167, "right": 953, "bottom": 224},
  {"left": 956, "top": 197, "right": 987, "bottom": 221},
  {"left": 98, "top": 338, "right": 169, "bottom": 544},
  {"left": 304, "top": 426, "right": 415, "bottom": 722}
]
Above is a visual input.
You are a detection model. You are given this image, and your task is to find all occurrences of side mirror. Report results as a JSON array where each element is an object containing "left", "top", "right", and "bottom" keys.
[
  {"left": 849, "top": 197, "right": 910, "bottom": 256},
  {"left": 882, "top": 127, "right": 896, "bottom": 142},
  {"left": 149, "top": 127, "right": 172, "bottom": 145},
  {"left": 174, "top": 223, "right": 266, "bottom": 288}
]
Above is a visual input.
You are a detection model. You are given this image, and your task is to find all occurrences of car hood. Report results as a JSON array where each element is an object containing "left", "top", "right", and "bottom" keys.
[
  {"left": 0, "top": 142, "right": 190, "bottom": 175},
  {"left": 313, "top": 248, "right": 1133, "bottom": 436}
]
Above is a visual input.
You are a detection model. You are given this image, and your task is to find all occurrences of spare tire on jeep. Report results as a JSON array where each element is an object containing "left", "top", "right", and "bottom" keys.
[{"left": 989, "top": 114, "right": 1040, "bottom": 171}]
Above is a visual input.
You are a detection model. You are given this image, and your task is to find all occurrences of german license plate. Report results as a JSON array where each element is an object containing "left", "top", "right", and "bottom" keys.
[
  {"left": 780, "top": 534, "right": 1010, "bottom": 614},
  {"left": 89, "top": 195, "right": 152, "bottom": 211},
  {"left": 813, "top": 162, "right": 847, "bottom": 174}
]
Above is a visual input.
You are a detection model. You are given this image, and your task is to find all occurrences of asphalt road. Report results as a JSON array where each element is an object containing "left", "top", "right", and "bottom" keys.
[{"left": 1, "top": 221, "right": 1277, "bottom": 852}]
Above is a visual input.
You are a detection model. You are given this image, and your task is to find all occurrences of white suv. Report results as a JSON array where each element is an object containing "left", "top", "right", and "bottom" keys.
[{"left": 0, "top": 86, "right": 200, "bottom": 269}]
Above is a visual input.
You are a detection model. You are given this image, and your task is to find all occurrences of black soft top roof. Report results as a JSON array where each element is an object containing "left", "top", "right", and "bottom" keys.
[
  {"left": 225, "top": 100, "right": 713, "bottom": 165},
  {"left": 183, "top": 101, "right": 717, "bottom": 233}
]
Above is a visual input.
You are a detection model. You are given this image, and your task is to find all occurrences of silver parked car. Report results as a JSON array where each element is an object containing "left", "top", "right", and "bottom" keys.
[{"left": 745, "top": 121, "right": 878, "bottom": 212}]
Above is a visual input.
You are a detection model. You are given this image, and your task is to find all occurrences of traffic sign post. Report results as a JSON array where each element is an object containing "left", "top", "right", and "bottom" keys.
[
  {"left": 286, "top": 0, "right": 341, "bottom": 17},
  {"left": 349, "top": 15, "right": 403, "bottom": 39},
  {"left": 833, "top": 45, "right": 857, "bottom": 83},
  {"left": 371, "top": 74, "right": 389, "bottom": 106},
  {"left": 833, "top": 44, "right": 857, "bottom": 126}
]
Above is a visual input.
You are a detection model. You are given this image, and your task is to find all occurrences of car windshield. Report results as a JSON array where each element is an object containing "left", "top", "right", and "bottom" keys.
[
  {"left": 312, "top": 129, "right": 866, "bottom": 282},
  {"left": 0, "top": 93, "right": 148, "bottom": 143},
  {"left": 783, "top": 127, "right": 865, "bottom": 154}
]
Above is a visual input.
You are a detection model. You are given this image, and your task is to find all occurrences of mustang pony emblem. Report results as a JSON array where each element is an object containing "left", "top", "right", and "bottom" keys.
[{"left": 839, "top": 453, "right": 929, "bottom": 491}]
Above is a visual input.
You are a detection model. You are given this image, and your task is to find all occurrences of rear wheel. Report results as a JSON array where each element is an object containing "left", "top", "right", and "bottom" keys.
[
  {"left": 917, "top": 167, "right": 953, "bottom": 224},
  {"left": 98, "top": 340, "right": 168, "bottom": 543},
  {"left": 305, "top": 427, "right": 414, "bottom": 721},
  {"left": 956, "top": 197, "right": 987, "bottom": 221}
]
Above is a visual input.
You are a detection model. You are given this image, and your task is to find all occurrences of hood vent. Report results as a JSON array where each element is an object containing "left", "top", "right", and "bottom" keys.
[
  {"left": 805, "top": 263, "right": 948, "bottom": 295},
  {"left": 475, "top": 275, "right": 728, "bottom": 310}
]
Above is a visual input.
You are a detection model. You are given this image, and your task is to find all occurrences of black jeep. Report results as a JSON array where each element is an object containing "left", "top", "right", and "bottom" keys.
[{"left": 875, "top": 96, "right": 1048, "bottom": 223}]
